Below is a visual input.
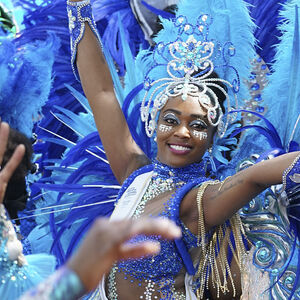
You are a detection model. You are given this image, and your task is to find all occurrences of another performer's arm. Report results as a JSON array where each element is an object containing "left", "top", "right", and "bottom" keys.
[
  {"left": 181, "top": 151, "right": 300, "bottom": 232},
  {"left": 67, "top": 0, "right": 148, "bottom": 184}
]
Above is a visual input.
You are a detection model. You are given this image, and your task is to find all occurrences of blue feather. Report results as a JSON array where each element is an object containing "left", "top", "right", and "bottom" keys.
[
  {"left": 0, "top": 34, "right": 59, "bottom": 136},
  {"left": 141, "top": 1, "right": 175, "bottom": 20},
  {"left": 262, "top": 2, "right": 300, "bottom": 149}
]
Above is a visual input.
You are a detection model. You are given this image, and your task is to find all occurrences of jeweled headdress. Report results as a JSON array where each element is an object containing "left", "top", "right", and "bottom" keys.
[{"left": 136, "top": 0, "right": 256, "bottom": 137}]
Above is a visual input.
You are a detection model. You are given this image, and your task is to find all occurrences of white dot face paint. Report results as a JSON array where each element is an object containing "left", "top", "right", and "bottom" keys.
[
  {"left": 192, "top": 130, "right": 208, "bottom": 140},
  {"left": 158, "top": 124, "right": 173, "bottom": 133}
]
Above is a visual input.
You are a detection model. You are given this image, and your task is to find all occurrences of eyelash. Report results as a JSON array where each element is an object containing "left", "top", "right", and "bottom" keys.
[{"left": 190, "top": 121, "right": 207, "bottom": 130}]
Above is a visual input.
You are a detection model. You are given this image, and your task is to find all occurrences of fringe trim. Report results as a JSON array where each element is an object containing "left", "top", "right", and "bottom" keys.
[{"left": 195, "top": 180, "right": 248, "bottom": 299}]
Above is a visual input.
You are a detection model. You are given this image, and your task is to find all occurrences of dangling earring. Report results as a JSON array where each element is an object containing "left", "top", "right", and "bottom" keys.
[
  {"left": 207, "top": 146, "right": 217, "bottom": 172},
  {"left": 154, "top": 136, "right": 157, "bottom": 142}
]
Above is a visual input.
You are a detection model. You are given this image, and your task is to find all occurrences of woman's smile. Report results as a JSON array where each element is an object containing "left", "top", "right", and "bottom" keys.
[{"left": 168, "top": 143, "right": 192, "bottom": 155}]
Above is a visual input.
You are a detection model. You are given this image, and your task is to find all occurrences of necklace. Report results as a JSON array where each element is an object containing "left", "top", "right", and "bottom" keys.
[{"left": 152, "top": 159, "right": 206, "bottom": 183}]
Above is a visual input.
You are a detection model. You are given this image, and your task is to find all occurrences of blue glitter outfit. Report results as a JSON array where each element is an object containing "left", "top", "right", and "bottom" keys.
[{"left": 87, "top": 160, "right": 239, "bottom": 299}]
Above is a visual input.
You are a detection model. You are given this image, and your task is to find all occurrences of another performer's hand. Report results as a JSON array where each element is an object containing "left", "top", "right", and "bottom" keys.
[
  {"left": 67, "top": 217, "right": 182, "bottom": 291},
  {"left": 0, "top": 122, "right": 25, "bottom": 204}
]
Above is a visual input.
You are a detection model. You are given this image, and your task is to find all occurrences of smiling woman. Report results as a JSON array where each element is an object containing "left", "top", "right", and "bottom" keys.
[
  {"left": 64, "top": 0, "right": 300, "bottom": 299},
  {"left": 156, "top": 96, "right": 214, "bottom": 168}
]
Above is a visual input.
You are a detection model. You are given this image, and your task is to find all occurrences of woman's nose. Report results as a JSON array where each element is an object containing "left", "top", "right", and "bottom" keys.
[{"left": 174, "top": 124, "right": 190, "bottom": 138}]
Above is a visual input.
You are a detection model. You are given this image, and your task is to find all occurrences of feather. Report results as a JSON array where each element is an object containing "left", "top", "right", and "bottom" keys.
[
  {"left": 262, "top": 2, "right": 300, "bottom": 150},
  {"left": 0, "top": 34, "right": 59, "bottom": 136}
]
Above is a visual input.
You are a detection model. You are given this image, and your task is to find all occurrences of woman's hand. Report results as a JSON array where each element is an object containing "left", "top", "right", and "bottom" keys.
[
  {"left": 0, "top": 122, "right": 25, "bottom": 204},
  {"left": 67, "top": 217, "right": 182, "bottom": 292}
]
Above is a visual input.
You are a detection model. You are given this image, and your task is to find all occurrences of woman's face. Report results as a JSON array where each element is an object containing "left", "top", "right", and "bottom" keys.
[{"left": 156, "top": 95, "right": 215, "bottom": 168}]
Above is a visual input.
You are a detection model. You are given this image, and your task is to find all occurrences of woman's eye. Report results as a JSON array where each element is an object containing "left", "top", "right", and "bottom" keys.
[
  {"left": 165, "top": 118, "right": 178, "bottom": 124},
  {"left": 190, "top": 120, "right": 207, "bottom": 130},
  {"left": 162, "top": 114, "right": 179, "bottom": 125}
]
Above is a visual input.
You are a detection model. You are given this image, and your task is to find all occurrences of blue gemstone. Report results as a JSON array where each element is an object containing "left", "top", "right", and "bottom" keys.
[
  {"left": 256, "top": 57, "right": 262, "bottom": 62},
  {"left": 188, "top": 43, "right": 195, "bottom": 51},
  {"left": 285, "top": 276, "right": 294, "bottom": 285},
  {"left": 271, "top": 268, "right": 279, "bottom": 275},
  {"left": 254, "top": 94, "right": 262, "bottom": 101},
  {"left": 251, "top": 83, "right": 260, "bottom": 91},
  {"left": 186, "top": 60, "right": 193, "bottom": 68},
  {"left": 255, "top": 106, "right": 265, "bottom": 113},
  {"left": 255, "top": 241, "right": 263, "bottom": 248},
  {"left": 259, "top": 249, "right": 268, "bottom": 259},
  {"left": 261, "top": 64, "right": 267, "bottom": 70}
]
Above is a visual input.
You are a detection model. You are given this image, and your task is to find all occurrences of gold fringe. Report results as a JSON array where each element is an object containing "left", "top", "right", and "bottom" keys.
[{"left": 195, "top": 180, "right": 248, "bottom": 299}]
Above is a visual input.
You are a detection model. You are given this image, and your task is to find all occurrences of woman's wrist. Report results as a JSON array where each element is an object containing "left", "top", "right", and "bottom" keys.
[
  {"left": 19, "top": 266, "right": 86, "bottom": 300},
  {"left": 282, "top": 152, "right": 300, "bottom": 191},
  {"left": 67, "top": 0, "right": 102, "bottom": 80}
]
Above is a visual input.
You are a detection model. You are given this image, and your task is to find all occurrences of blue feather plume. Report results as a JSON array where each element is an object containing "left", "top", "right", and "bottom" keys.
[
  {"left": 262, "top": 1, "right": 300, "bottom": 151},
  {"left": 0, "top": 34, "right": 59, "bottom": 136}
]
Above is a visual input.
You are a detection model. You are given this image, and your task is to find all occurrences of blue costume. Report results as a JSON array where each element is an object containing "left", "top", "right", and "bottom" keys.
[{"left": 0, "top": 0, "right": 300, "bottom": 299}]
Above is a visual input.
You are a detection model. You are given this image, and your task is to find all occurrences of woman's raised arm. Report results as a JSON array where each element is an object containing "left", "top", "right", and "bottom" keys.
[
  {"left": 67, "top": 0, "right": 149, "bottom": 183},
  {"left": 181, "top": 151, "right": 300, "bottom": 233}
]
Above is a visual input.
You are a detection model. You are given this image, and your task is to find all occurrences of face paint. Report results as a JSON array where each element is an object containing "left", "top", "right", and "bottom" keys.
[
  {"left": 192, "top": 131, "right": 208, "bottom": 140},
  {"left": 158, "top": 124, "right": 173, "bottom": 133}
]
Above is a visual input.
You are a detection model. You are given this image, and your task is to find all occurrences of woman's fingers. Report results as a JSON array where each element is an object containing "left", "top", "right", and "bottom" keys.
[
  {"left": 0, "top": 122, "right": 9, "bottom": 166},
  {"left": 119, "top": 241, "right": 161, "bottom": 260},
  {"left": 0, "top": 123, "right": 25, "bottom": 203},
  {"left": 126, "top": 217, "right": 182, "bottom": 241},
  {"left": 0, "top": 144, "right": 25, "bottom": 182}
]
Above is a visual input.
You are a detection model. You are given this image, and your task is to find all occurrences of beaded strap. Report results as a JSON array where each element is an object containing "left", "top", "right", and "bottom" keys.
[
  {"left": 19, "top": 266, "right": 85, "bottom": 300},
  {"left": 67, "top": 0, "right": 102, "bottom": 80},
  {"left": 195, "top": 181, "right": 248, "bottom": 299},
  {"left": 282, "top": 152, "right": 300, "bottom": 191}
]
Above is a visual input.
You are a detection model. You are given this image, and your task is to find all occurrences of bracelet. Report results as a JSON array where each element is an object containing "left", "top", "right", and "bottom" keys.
[
  {"left": 67, "top": 0, "right": 103, "bottom": 80},
  {"left": 282, "top": 152, "right": 300, "bottom": 191},
  {"left": 19, "top": 266, "right": 86, "bottom": 300}
]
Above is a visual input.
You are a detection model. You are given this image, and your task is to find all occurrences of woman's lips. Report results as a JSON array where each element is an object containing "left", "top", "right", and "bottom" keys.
[{"left": 168, "top": 144, "right": 192, "bottom": 155}]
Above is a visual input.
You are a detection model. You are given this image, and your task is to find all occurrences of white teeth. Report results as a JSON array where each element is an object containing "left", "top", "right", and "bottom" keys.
[{"left": 169, "top": 144, "right": 190, "bottom": 151}]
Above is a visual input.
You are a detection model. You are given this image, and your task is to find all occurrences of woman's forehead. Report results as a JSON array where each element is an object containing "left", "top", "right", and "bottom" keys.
[{"left": 161, "top": 95, "right": 208, "bottom": 116}]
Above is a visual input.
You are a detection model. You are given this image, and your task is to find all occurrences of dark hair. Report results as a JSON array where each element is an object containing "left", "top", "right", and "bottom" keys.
[
  {"left": 2, "top": 128, "right": 33, "bottom": 222},
  {"left": 151, "top": 5, "right": 178, "bottom": 39},
  {"left": 1, "top": 128, "right": 34, "bottom": 181},
  {"left": 192, "top": 70, "right": 227, "bottom": 114}
]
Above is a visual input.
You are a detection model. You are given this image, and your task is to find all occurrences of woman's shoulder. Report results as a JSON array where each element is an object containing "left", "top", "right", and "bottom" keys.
[{"left": 118, "top": 162, "right": 154, "bottom": 198}]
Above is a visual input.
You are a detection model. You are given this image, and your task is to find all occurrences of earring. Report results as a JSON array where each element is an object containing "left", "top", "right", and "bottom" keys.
[{"left": 207, "top": 147, "right": 217, "bottom": 172}]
